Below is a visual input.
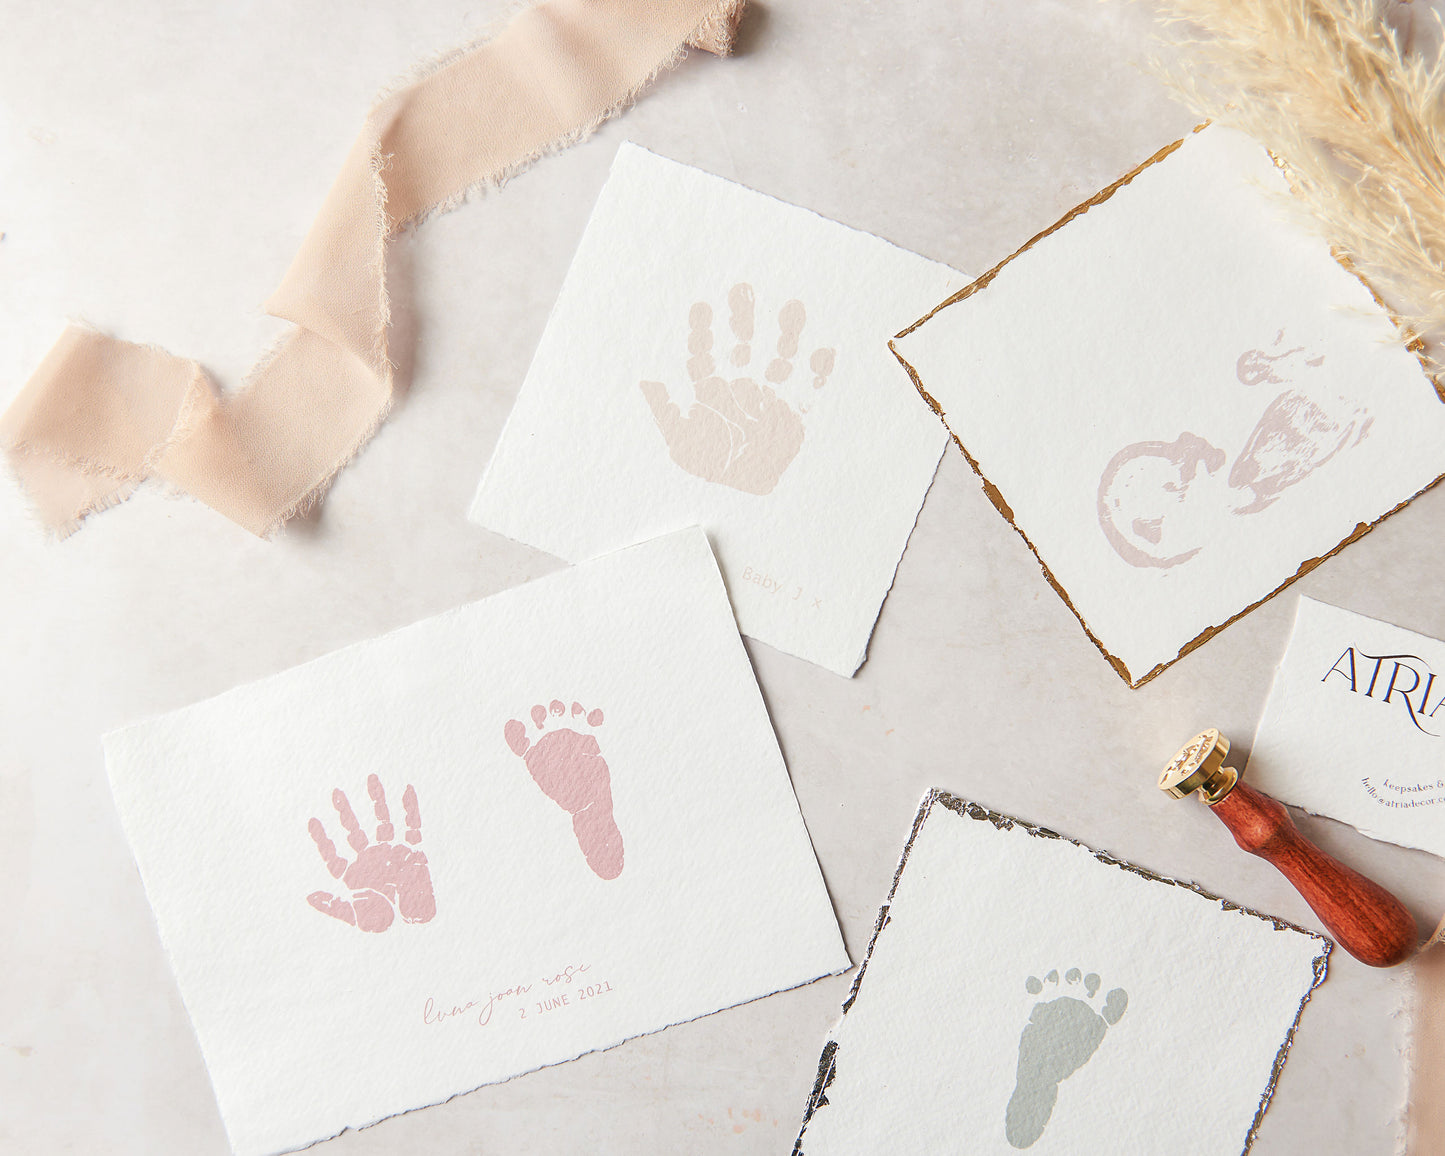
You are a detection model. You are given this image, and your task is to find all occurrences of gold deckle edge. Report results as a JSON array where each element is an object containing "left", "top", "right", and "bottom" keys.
[
  {"left": 1263, "top": 145, "right": 1445, "bottom": 404},
  {"left": 894, "top": 356, "right": 1139, "bottom": 684},
  {"left": 893, "top": 128, "right": 1201, "bottom": 343},
  {"left": 893, "top": 126, "right": 1445, "bottom": 688}
]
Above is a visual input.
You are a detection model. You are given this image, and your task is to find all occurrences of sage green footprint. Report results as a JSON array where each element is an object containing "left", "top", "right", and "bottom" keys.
[{"left": 1004, "top": 969, "right": 1127, "bottom": 1149}]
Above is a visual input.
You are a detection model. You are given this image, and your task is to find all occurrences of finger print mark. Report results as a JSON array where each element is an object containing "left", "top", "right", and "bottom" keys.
[
  {"left": 776, "top": 300, "right": 805, "bottom": 356},
  {"left": 334, "top": 788, "right": 368, "bottom": 852},
  {"left": 688, "top": 302, "right": 715, "bottom": 382},
  {"left": 810, "top": 347, "right": 835, "bottom": 389},
  {"left": 308, "top": 817, "right": 348, "bottom": 878},
  {"left": 368, "top": 773, "right": 393, "bottom": 842},
  {"left": 402, "top": 784, "right": 422, "bottom": 845},
  {"left": 766, "top": 299, "right": 806, "bottom": 383},
  {"left": 729, "top": 283, "right": 755, "bottom": 367}
]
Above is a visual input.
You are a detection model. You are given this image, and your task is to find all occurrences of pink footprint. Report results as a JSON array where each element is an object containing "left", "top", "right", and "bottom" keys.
[
  {"left": 504, "top": 700, "right": 624, "bottom": 880},
  {"left": 306, "top": 775, "right": 436, "bottom": 933}
]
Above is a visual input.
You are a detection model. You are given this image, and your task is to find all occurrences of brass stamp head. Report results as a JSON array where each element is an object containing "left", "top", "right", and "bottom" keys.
[{"left": 1159, "top": 727, "right": 1239, "bottom": 804}]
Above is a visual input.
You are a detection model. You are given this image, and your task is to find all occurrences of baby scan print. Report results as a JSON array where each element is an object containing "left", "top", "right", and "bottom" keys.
[{"left": 1098, "top": 331, "right": 1371, "bottom": 570}]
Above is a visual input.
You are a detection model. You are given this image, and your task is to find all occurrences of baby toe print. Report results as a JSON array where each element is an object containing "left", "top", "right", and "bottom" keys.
[
  {"left": 638, "top": 284, "right": 836, "bottom": 495},
  {"left": 504, "top": 700, "right": 624, "bottom": 880},
  {"left": 809, "top": 347, "right": 836, "bottom": 392},
  {"left": 305, "top": 776, "right": 436, "bottom": 933},
  {"left": 1005, "top": 968, "right": 1128, "bottom": 1149}
]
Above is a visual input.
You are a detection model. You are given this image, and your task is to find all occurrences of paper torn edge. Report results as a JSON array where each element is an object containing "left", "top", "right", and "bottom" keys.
[
  {"left": 791, "top": 788, "right": 1331, "bottom": 1155},
  {"left": 891, "top": 125, "right": 1445, "bottom": 688},
  {"left": 261, "top": 965, "right": 844, "bottom": 1156},
  {"left": 469, "top": 138, "right": 962, "bottom": 678},
  {"left": 844, "top": 445, "right": 948, "bottom": 676}
]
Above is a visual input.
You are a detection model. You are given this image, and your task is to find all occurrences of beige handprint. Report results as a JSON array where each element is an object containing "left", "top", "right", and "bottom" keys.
[{"left": 640, "top": 284, "right": 836, "bottom": 495}]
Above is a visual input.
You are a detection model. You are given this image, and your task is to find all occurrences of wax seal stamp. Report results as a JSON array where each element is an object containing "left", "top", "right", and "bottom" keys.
[
  {"left": 1158, "top": 727, "right": 1238, "bottom": 803},
  {"left": 1160, "top": 728, "right": 1417, "bottom": 967}
]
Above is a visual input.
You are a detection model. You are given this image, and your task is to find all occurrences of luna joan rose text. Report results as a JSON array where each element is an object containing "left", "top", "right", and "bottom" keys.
[{"left": 422, "top": 963, "right": 615, "bottom": 1028}]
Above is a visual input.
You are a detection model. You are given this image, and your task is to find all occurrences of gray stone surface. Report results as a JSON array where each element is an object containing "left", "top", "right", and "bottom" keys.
[{"left": 1, "top": 2, "right": 1433, "bottom": 1152}]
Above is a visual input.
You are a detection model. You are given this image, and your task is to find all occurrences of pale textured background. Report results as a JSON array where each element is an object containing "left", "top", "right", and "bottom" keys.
[{"left": 2, "top": 2, "right": 1441, "bottom": 1153}]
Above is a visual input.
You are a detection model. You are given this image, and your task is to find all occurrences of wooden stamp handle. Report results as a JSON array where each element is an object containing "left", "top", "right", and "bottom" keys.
[{"left": 1210, "top": 781, "right": 1417, "bottom": 967}]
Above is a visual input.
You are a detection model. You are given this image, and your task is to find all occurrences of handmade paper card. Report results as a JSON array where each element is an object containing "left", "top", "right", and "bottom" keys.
[
  {"left": 1247, "top": 596, "right": 1445, "bottom": 858},
  {"left": 104, "top": 527, "right": 848, "bottom": 1156},
  {"left": 469, "top": 142, "right": 967, "bottom": 676},
  {"left": 891, "top": 126, "right": 1445, "bottom": 686},
  {"left": 794, "top": 790, "right": 1328, "bottom": 1155}
]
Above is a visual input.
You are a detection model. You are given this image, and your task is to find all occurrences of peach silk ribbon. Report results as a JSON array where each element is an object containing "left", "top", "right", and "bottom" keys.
[{"left": 1, "top": 0, "right": 744, "bottom": 537}]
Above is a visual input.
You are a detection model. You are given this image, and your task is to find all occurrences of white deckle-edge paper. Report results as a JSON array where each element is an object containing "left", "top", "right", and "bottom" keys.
[
  {"left": 794, "top": 790, "right": 1328, "bottom": 1155},
  {"left": 104, "top": 527, "right": 849, "bottom": 1156},
  {"left": 1247, "top": 596, "right": 1445, "bottom": 859},
  {"left": 892, "top": 126, "right": 1445, "bottom": 686},
  {"left": 470, "top": 142, "right": 968, "bottom": 677}
]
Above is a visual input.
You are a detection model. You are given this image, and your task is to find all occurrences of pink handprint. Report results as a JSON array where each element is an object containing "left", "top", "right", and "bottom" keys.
[{"left": 306, "top": 775, "right": 436, "bottom": 933}]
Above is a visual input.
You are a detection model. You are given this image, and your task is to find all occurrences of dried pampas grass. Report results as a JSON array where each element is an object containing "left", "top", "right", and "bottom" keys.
[{"left": 1146, "top": 0, "right": 1445, "bottom": 385}]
